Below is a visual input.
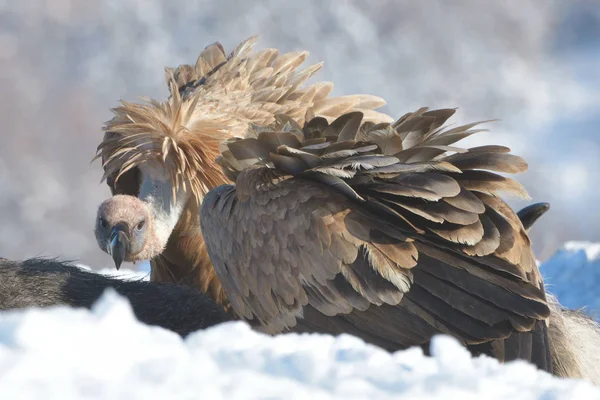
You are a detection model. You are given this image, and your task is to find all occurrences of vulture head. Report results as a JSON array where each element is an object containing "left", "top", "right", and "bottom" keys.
[
  {"left": 93, "top": 68, "right": 230, "bottom": 268},
  {"left": 95, "top": 194, "right": 157, "bottom": 269},
  {"left": 93, "top": 35, "right": 393, "bottom": 270}
]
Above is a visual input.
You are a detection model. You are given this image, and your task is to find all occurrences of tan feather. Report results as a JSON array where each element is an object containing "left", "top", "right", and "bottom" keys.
[
  {"left": 98, "top": 36, "right": 392, "bottom": 205},
  {"left": 429, "top": 220, "right": 485, "bottom": 246}
]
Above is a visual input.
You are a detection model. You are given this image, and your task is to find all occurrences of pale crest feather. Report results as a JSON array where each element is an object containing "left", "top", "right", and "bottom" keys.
[{"left": 97, "top": 36, "right": 392, "bottom": 203}]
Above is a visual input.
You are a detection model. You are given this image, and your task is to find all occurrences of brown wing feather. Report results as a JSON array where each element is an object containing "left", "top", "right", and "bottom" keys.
[{"left": 201, "top": 108, "right": 552, "bottom": 372}]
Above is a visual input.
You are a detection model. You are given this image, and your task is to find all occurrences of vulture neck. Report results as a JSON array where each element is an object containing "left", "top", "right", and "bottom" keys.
[
  {"left": 139, "top": 172, "right": 189, "bottom": 251},
  {"left": 139, "top": 158, "right": 231, "bottom": 314},
  {"left": 146, "top": 187, "right": 231, "bottom": 313}
]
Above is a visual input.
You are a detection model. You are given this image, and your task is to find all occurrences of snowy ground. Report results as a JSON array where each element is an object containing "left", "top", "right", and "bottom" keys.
[
  {"left": 0, "top": 291, "right": 598, "bottom": 400},
  {"left": 0, "top": 246, "right": 599, "bottom": 399},
  {"left": 75, "top": 261, "right": 151, "bottom": 281}
]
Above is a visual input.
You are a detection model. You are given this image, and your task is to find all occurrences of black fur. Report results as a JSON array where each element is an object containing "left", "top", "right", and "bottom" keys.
[{"left": 0, "top": 257, "right": 231, "bottom": 337}]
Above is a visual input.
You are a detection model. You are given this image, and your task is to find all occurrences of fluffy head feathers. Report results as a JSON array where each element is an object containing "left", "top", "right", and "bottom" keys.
[
  {"left": 95, "top": 195, "right": 161, "bottom": 264},
  {"left": 96, "top": 35, "right": 393, "bottom": 204}
]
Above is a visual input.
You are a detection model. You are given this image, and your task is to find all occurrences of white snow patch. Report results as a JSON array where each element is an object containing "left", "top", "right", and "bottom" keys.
[
  {"left": 563, "top": 241, "right": 600, "bottom": 262},
  {"left": 0, "top": 291, "right": 598, "bottom": 399},
  {"left": 95, "top": 268, "right": 150, "bottom": 281},
  {"left": 74, "top": 262, "right": 150, "bottom": 281}
]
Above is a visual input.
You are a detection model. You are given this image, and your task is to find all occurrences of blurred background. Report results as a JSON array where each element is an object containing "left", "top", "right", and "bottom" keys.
[{"left": 0, "top": 0, "right": 599, "bottom": 272}]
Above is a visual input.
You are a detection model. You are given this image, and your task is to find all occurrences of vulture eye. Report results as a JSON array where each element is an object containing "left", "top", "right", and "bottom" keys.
[
  {"left": 136, "top": 220, "right": 146, "bottom": 231},
  {"left": 99, "top": 217, "right": 107, "bottom": 229}
]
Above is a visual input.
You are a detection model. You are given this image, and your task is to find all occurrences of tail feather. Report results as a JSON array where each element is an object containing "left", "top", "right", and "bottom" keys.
[{"left": 531, "top": 320, "right": 552, "bottom": 373}]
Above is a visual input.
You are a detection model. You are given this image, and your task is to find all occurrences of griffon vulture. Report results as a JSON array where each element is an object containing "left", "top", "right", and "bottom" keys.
[
  {"left": 0, "top": 257, "right": 228, "bottom": 337},
  {"left": 92, "top": 37, "right": 590, "bottom": 377},
  {"left": 94, "top": 36, "right": 391, "bottom": 312}
]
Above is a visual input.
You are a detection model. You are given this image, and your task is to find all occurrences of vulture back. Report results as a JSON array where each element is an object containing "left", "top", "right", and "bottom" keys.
[{"left": 201, "top": 108, "right": 553, "bottom": 373}]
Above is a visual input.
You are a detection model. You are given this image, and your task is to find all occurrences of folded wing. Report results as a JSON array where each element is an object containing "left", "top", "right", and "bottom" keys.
[{"left": 200, "top": 108, "right": 552, "bottom": 371}]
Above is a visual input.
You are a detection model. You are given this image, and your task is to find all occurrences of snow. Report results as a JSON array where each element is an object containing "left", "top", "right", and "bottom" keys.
[
  {"left": 0, "top": 290, "right": 597, "bottom": 400},
  {"left": 540, "top": 241, "right": 600, "bottom": 318},
  {"left": 95, "top": 268, "right": 150, "bottom": 280},
  {"left": 563, "top": 242, "right": 600, "bottom": 262},
  {"left": 75, "top": 260, "right": 151, "bottom": 281},
  {"left": 0, "top": 244, "right": 599, "bottom": 398}
]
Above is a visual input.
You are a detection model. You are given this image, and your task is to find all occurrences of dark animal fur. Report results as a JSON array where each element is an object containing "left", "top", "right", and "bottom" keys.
[{"left": 0, "top": 257, "right": 230, "bottom": 337}]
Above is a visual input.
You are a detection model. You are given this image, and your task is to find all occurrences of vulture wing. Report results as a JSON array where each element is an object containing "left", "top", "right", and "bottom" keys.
[{"left": 200, "top": 108, "right": 552, "bottom": 372}]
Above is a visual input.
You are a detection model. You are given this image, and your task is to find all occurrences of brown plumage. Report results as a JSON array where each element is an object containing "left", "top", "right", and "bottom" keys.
[
  {"left": 98, "top": 35, "right": 391, "bottom": 202},
  {"left": 200, "top": 108, "right": 553, "bottom": 372},
  {"left": 93, "top": 36, "right": 553, "bottom": 373},
  {"left": 93, "top": 36, "right": 393, "bottom": 312}
]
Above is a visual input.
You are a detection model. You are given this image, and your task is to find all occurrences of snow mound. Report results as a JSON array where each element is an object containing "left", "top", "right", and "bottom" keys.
[
  {"left": 0, "top": 291, "right": 598, "bottom": 399},
  {"left": 95, "top": 268, "right": 150, "bottom": 281},
  {"left": 540, "top": 241, "right": 600, "bottom": 318},
  {"left": 75, "top": 262, "right": 151, "bottom": 281}
]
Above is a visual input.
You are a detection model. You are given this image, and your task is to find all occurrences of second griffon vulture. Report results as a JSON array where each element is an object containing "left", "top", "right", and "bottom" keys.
[{"left": 94, "top": 37, "right": 554, "bottom": 373}]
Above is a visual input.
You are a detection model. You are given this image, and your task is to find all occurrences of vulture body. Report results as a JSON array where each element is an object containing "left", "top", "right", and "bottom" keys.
[
  {"left": 199, "top": 109, "right": 552, "bottom": 370},
  {"left": 0, "top": 257, "right": 229, "bottom": 337},
  {"left": 92, "top": 36, "right": 596, "bottom": 379}
]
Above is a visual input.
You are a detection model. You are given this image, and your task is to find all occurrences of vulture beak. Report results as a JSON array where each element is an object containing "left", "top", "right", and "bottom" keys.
[
  {"left": 108, "top": 224, "right": 130, "bottom": 270},
  {"left": 517, "top": 202, "right": 551, "bottom": 232}
]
